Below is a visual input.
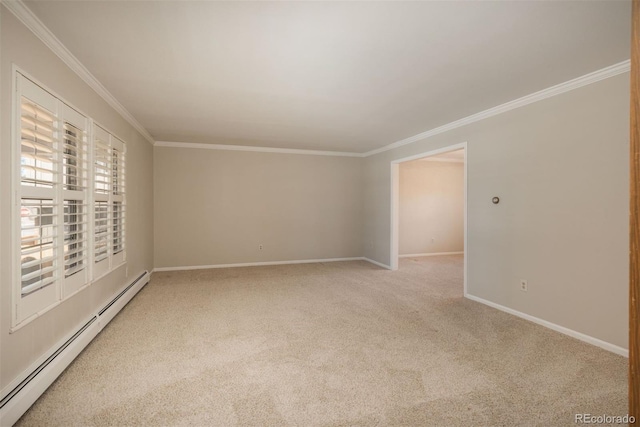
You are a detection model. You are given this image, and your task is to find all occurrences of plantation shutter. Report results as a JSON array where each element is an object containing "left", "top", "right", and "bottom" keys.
[
  {"left": 13, "top": 73, "right": 129, "bottom": 329},
  {"left": 93, "top": 125, "right": 111, "bottom": 278},
  {"left": 61, "top": 105, "right": 89, "bottom": 295},
  {"left": 111, "top": 137, "right": 126, "bottom": 265},
  {"left": 17, "top": 78, "right": 61, "bottom": 321}
]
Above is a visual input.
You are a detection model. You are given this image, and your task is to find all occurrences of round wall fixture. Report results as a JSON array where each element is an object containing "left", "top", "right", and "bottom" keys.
[{"left": 492, "top": 197, "right": 500, "bottom": 204}]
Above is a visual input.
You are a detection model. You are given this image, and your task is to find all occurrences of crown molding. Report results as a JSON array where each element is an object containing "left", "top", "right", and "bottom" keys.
[
  {"left": 3, "top": 0, "right": 156, "bottom": 145},
  {"left": 363, "top": 60, "right": 631, "bottom": 157},
  {"left": 4, "top": 0, "right": 629, "bottom": 155},
  {"left": 158, "top": 60, "right": 630, "bottom": 157},
  {"left": 154, "top": 141, "right": 363, "bottom": 157}
]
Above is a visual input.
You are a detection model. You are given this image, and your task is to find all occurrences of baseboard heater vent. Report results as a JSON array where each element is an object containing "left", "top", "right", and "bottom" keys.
[
  {"left": 0, "top": 270, "right": 150, "bottom": 426},
  {"left": 0, "top": 317, "right": 97, "bottom": 411},
  {"left": 99, "top": 272, "right": 147, "bottom": 317}
]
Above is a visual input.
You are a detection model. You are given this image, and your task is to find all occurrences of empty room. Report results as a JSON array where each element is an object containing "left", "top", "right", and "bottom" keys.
[{"left": 1, "top": 1, "right": 638, "bottom": 426}]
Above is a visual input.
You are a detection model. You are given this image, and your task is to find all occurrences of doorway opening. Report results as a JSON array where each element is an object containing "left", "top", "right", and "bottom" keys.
[{"left": 390, "top": 142, "right": 467, "bottom": 296}]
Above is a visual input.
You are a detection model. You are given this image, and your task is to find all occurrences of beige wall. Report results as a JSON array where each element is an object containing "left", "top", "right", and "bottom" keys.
[
  {"left": 0, "top": 4, "right": 629, "bottom": 398},
  {"left": 0, "top": 8, "right": 154, "bottom": 391},
  {"left": 399, "top": 161, "right": 464, "bottom": 255},
  {"left": 363, "top": 73, "right": 630, "bottom": 349},
  {"left": 154, "top": 148, "right": 362, "bottom": 268}
]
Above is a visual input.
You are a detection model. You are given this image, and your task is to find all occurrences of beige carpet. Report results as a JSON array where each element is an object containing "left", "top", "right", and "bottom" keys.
[{"left": 16, "top": 256, "right": 627, "bottom": 426}]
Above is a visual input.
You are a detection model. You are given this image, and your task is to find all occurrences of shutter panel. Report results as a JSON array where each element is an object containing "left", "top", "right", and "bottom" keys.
[
  {"left": 62, "top": 123, "right": 87, "bottom": 192},
  {"left": 94, "top": 135, "right": 111, "bottom": 195},
  {"left": 20, "top": 98, "right": 57, "bottom": 188},
  {"left": 93, "top": 126, "right": 112, "bottom": 277},
  {"left": 63, "top": 200, "right": 88, "bottom": 277},
  {"left": 112, "top": 141, "right": 125, "bottom": 259},
  {"left": 20, "top": 198, "right": 57, "bottom": 296},
  {"left": 112, "top": 145, "right": 125, "bottom": 196},
  {"left": 94, "top": 201, "right": 110, "bottom": 263},
  {"left": 60, "top": 105, "right": 89, "bottom": 295},
  {"left": 113, "top": 202, "right": 125, "bottom": 255},
  {"left": 62, "top": 121, "right": 89, "bottom": 280},
  {"left": 17, "top": 79, "right": 61, "bottom": 322}
]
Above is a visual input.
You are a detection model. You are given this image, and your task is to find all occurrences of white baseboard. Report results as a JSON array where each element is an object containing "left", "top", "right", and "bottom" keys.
[
  {"left": 0, "top": 271, "right": 150, "bottom": 426},
  {"left": 362, "top": 257, "right": 392, "bottom": 270},
  {"left": 153, "top": 257, "right": 365, "bottom": 272},
  {"left": 154, "top": 257, "right": 395, "bottom": 272},
  {"left": 399, "top": 251, "right": 464, "bottom": 258},
  {"left": 0, "top": 319, "right": 100, "bottom": 427},
  {"left": 150, "top": 258, "right": 400, "bottom": 274},
  {"left": 465, "top": 293, "right": 628, "bottom": 357},
  {"left": 97, "top": 271, "right": 150, "bottom": 332}
]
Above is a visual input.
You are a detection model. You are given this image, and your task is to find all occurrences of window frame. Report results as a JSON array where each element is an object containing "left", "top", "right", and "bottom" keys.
[{"left": 11, "top": 68, "right": 127, "bottom": 331}]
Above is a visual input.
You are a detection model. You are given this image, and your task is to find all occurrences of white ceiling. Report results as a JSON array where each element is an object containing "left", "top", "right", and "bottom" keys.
[{"left": 24, "top": 0, "right": 631, "bottom": 153}]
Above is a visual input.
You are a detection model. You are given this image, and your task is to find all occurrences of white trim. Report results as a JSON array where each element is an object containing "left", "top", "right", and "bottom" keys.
[
  {"left": 419, "top": 157, "right": 464, "bottom": 164},
  {"left": 3, "top": 0, "right": 629, "bottom": 158},
  {"left": 0, "top": 316, "right": 98, "bottom": 409},
  {"left": 0, "top": 319, "right": 100, "bottom": 427},
  {"left": 3, "top": 0, "right": 155, "bottom": 145},
  {"left": 153, "top": 257, "right": 395, "bottom": 272},
  {"left": 390, "top": 142, "right": 468, "bottom": 295},
  {"left": 11, "top": 63, "right": 20, "bottom": 330},
  {"left": 154, "top": 141, "right": 362, "bottom": 158},
  {"left": 96, "top": 271, "right": 148, "bottom": 332},
  {"left": 465, "top": 293, "right": 628, "bottom": 357},
  {"left": 8, "top": 263, "right": 126, "bottom": 334},
  {"left": 390, "top": 143, "right": 468, "bottom": 165},
  {"left": 362, "top": 257, "right": 392, "bottom": 270},
  {"left": 153, "top": 257, "right": 365, "bottom": 272},
  {"left": 363, "top": 60, "right": 631, "bottom": 157},
  {"left": 13, "top": 66, "right": 131, "bottom": 164},
  {"left": 0, "top": 271, "right": 150, "bottom": 426},
  {"left": 463, "top": 146, "right": 467, "bottom": 298},
  {"left": 391, "top": 164, "right": 399, "bottom": 271},
  {"left": 399, "top": 251, "right": 464, "bottom": 258},
  {"left": 159, "top": 60, "right": 629, "bottom": 156}
]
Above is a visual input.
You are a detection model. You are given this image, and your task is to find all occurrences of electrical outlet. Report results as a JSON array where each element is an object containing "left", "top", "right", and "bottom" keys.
[
  {"left": 520, "top": 279, "right": 528, "bottom": 292},
  {"left": 259, "top": 244, "right": 263, "bottom": 250}
]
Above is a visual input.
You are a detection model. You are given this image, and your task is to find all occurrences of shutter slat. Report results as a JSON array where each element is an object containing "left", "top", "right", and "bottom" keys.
[
  {"left": 22, "top": 152, "right": 55, "bottom": 163},
  {"left": 21, "top": 276, "right": 56, "bottom": 296},
  {"left": 21, "top": 254, "right": 56, "bottom": 269},
  {"left": 21, "top": 128, "right": 54, "bottom": 144},
  {"left": 63, "top": 221, "right": 87, "bottom": 228},
  {"left": 21, "top": 264, "right": 56, "bottom": 282},
  {"left": 21, "top": 242, "right": 57, "bottom": 256},
  {"left": 21, "top": 165, "right": 56, "bottom": 175},
  {"left": 21, "top": 102, "right": 56, "bottom": 122},
  {"left": 64, "top": 264, "right": 86, "bottom": 277},
  {"left": 22, "top": 138, "right": 57, "bottom": 154},
  {"left": 64, "top": 245, "right": 87, "bottom": 258},
  {"left": 21, "top": 115, "right": 55, "bottom": 134}
]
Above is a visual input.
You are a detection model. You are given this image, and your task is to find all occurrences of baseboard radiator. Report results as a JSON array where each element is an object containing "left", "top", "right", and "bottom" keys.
[{"left": 0, "top": 271, "right": 150, "bottom": 426}]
